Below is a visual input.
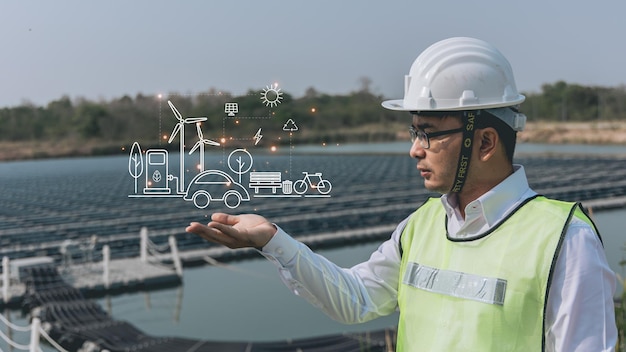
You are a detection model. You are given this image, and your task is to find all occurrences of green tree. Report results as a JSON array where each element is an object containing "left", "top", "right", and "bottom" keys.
[{"left": 74, "top": 102, "right": 110, "bottom": 138}]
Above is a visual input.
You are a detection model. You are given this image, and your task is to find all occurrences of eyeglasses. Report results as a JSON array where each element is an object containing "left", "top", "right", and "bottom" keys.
[{"left": 409, "top": 125, "right": 465, "bottom": 149}]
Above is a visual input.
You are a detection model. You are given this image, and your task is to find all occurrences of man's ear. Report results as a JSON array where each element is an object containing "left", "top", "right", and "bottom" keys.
[{"left": 477, "top": 128, "right": 498, "bottom": 161}]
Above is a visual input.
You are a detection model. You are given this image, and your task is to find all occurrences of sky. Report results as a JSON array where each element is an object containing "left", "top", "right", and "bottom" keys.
[{"left": 1, "top": 1, "right": 625, "bottom": 108}]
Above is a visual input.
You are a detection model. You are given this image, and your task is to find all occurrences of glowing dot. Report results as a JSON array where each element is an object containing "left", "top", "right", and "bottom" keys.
[
  {"left": 322, "top": 142, "right": 326, "bottom": 146},
  {"left": 163, "top": 135, "right": 168, "bottom": 140},
  {"left": 221, "top": 138, "right": 226, "bottom": 143},
  {"left": 121, "top": 146, "right": 125, "bottom": 151},
  {"left": 270, "top": 146, "right": 277, "bottom": 152},
  {"left": 197, "top": 164, "right": 202, "bottom": 170},
  {"left": 311, "top": 108, "right": 316, "bottom": 113},
  {"left": 235, "top": 120, "right": 239, "bottom": 124},
  {"left": 157, "top": 94, "right": 163, "bottom": 99}
]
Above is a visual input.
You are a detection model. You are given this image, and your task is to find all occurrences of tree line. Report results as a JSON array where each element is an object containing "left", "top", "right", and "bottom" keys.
[
  {"left": 524, "top": 81, "right": 626, "bottom": 122},
  {"left": 1, "top": 81, "right": 625, "bottom": 148}
]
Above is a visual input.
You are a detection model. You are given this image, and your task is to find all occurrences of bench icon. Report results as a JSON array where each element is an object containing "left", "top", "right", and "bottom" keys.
[{"left": 249, "top": 172, "right": 283, "bottom": 194}]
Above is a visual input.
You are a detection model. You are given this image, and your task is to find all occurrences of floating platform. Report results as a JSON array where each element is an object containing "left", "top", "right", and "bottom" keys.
[{"left": 1, "top": 257, "right": 181, "bottom": 308}]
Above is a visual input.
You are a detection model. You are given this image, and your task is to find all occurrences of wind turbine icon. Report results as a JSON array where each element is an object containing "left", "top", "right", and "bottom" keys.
[
  {"left": 189, "top": 122, "right": 220, "bottom": 172},
  {"left": 167, "top": 100, "right": 207, "bottom": 194}
]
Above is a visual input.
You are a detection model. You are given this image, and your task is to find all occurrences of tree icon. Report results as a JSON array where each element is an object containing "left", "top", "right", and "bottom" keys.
[
  {"left": 128, "top": 142, "right": 144, "bottom": 194},
  {"left": 227, "top": 149, "right": 253, "bottom": 183}
]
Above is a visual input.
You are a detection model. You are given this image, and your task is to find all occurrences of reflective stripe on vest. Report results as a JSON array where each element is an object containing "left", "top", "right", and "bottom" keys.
[
  {"left": 403, "top": 262, "right": 507, "bottom": 306},
  {"left": 396, "top": 196, "right": 591, "bottom": 352}
]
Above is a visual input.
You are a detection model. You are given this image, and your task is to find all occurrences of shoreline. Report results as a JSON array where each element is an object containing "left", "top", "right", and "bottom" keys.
[
  {"left": 518, "top": 121, "right": 626, "bottom": 144},
  {"left": 0, "top": 121, "right": 624, "bottom": 162}
]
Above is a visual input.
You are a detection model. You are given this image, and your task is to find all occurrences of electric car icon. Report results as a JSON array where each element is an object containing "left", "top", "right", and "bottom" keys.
[{"left": 183, "top": 170, "right": 250, "bottom": 209}]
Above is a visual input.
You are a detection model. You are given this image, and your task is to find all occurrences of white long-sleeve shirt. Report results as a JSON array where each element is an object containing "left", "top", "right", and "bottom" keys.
[{"left": 260, "top": 165, "right": 618, "bottom": 351}]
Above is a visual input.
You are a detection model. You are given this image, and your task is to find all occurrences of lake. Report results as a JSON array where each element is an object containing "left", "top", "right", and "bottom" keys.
[{"left": 0, "top": 142, "right": 624, "bottom": 350}]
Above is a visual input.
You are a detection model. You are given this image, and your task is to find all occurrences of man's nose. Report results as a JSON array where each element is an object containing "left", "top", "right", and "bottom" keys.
[{"left": 409, "top": 139, "right": 426, "bottom": 159}]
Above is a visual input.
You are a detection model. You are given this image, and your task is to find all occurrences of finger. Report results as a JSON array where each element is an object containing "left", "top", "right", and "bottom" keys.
[
  {"left": 186, "top": 222, "right": 211, "bottom": 234},
  {"left": 186, "top": 222, "right": 234, "bottom": 246},
  {"left": 186, "top": 222, "right": 220, "bottom": 239},
  {"left": 208, "top": 220, "right": 243, "bottom": 239},
  {"left": 211, "top": 212, "right": 239, "bottom": 225}
]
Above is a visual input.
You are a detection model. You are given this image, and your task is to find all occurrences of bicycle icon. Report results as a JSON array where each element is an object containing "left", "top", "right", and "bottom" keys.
[{"left": 293, "top": 172, "right": 332, "bottom": 195}]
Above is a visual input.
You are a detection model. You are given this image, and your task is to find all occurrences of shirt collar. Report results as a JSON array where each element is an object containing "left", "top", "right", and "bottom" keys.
[{"left": 441, "top": 165, "right": 534, "bottom": 238}]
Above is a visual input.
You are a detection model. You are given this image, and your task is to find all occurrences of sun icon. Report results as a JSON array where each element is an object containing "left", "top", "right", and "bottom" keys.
[{"left": 260, "top": 83, "right": 283, "bottom": 107}]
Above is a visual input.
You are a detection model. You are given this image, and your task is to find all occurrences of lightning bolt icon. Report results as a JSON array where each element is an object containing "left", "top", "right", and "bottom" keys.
[{"left": 253, "top": 128, "right": 263, "bottom": 145}]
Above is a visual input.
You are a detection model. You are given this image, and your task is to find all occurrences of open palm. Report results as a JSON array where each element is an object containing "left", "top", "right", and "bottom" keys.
[{"left": 186, "top": 213, "right": 277, "bottom": 249}]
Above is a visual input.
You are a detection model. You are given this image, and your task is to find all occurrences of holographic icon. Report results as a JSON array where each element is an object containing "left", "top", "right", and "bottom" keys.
[
  {"left": 227, "top": 148, "right": 253, "bottom": 184},
  {"left": 167, "top": 101, "right": 207, "bottom": 193},
  {"left": 253, "top": 128, "right": 263, "bottom": 145},
  {"left": 224, "top": 102, "right": 239, "bottom": 117},
  {"left": 282, "top": 119, "right": 298, "bottom": 132},
  {"left": 248, "top": 170, "right": 332, "bottom": 198},
  {"left": 293, "top": 172, "right": 332, "bottom": 195},
  {"left": 128, "top": 142, "right": 144, "bottom": 194},
  {"left": 128, "top": 88, "right": 333, "bottom": 209},
  {"left": 189, "top": 122, "right": 220, "bottom": 172},
  {"left": 144, "top": 149, "right": 170, "bottom": 194},
  {"left": 249, "top": 172, "right": 283, "bottom": 194},
  {"left": 183, "top": 169, "right": 250, "bottom": 209},
  {"left": 260, "top": 83, "right": 283, "bottom": 107}
]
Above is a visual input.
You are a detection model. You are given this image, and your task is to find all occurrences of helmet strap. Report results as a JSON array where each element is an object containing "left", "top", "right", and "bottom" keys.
[{"left": 450, "top": 111, "right": 477, "bottom": 193}]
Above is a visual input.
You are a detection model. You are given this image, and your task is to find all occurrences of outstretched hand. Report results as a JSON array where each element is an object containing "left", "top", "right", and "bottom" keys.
[{"left": 186, "top": 213, "right": 277, "bottom": 249}]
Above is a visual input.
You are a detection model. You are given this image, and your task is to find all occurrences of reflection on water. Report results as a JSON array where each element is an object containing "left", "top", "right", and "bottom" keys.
[{"left": 96, "top": 242, "right": 399, "bottom": 342}]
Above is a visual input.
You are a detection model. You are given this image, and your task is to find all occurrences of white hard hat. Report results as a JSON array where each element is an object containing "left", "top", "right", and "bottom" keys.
[{"left": 382, "top": 37, "right": 526, "bottom": 131}]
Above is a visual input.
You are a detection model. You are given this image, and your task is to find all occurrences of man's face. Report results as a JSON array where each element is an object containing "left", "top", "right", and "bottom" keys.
[{"left": 410, "top": 114, "right": 463, "bottom": 193}]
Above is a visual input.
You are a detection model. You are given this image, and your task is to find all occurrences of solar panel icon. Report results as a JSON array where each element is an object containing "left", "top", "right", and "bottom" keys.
[{"left": 224, "top": 102, "right": 239, "bottom": 117}]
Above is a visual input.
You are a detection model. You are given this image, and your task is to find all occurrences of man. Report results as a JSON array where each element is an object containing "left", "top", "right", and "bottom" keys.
[{"left": 186, "top": 37, "right": 617, "bottom": 351}]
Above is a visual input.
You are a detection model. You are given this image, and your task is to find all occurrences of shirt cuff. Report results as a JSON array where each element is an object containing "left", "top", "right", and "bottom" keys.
[{"left": 258, "top": 225, "right": 300, "bottom": 267}]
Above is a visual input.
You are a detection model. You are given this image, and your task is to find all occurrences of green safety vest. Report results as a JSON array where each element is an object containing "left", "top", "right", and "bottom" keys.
[{"left": 396, "top": 195, "right": 597, "bottom": 351}]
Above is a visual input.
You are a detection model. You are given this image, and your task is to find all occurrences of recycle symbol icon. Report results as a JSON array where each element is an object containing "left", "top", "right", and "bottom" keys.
[{"left": 282, "top": 119, "right": 298, "bottom": 132}]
